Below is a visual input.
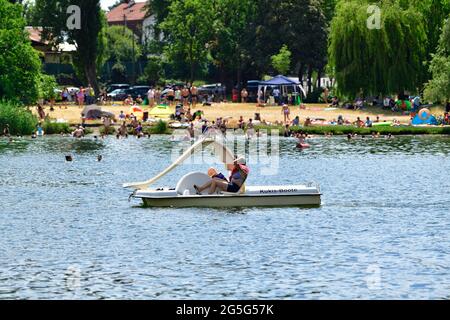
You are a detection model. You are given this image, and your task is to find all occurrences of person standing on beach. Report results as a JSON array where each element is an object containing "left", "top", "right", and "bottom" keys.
[
  {"left": 77, "top": 87, "right": 85, "bottom": 108},
  {"left": 191, "top": 85, "right": 199, "bottom": 108},
  {"left": 273, "top": 87, "right": 281, "bottom": 105},
  {"left": 257, "top": 88, "right": 264, "bottom": 105},
  {"left": 155, "top": 88, "right": 162, "bottom": 105},
  {"left": 147, "top": 88, "right": 155, "bottom": 108},
  {"left": 282, "top": 104, "right": 291, "bottom": 123},
  {"left": 182, "top": 86, "right": 190, "bottom": 107},
  {"left": 241, "top": 88, "right": 248, "bottom": 103},
  {"left": 37, "top": 104, "right": 46, "bottom": 120},
  {"left": 175, "top": 87, "right": 182, "bottom": 104},
  {"left": 167, "top": 87, "right": 175, "bottom": 106},
  {"left": 89, "top": 86, "right": 95, "bottom": 105},
  {"left": 62, "top": 88, "right": 69, "bottom": 105}
]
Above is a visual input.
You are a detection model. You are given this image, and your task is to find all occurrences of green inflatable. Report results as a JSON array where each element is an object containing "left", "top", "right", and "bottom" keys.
[{"left": 396, "top": 100, "right": 412, "bottom": 111}]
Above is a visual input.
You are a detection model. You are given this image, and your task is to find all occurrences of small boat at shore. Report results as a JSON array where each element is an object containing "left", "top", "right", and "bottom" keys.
[{"left": 124, "top": 137, "right": 322, "bottom": 208}]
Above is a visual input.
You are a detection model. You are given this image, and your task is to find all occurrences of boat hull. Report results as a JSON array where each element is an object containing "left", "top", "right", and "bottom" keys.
[{"left": 138, "top": 194, "right": 321, "bottom": 208}]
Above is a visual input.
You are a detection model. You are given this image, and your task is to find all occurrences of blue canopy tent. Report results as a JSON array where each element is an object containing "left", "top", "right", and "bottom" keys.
[{"left": 258, "top": 75, "right": 306, "bottom": 105}]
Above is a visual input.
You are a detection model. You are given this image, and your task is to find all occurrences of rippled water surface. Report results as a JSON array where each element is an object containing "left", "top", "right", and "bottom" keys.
[{"left": 1, "top": 135, "right": 450, "bottom": 300}]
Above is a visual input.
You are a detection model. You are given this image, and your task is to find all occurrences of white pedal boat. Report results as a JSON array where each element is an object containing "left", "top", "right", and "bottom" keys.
[
  {"left": 124, "top": 137, "right": 322, "bottom": 208},
  {"left": 132, "top": 172, "right": 321, "bottom": 208}
]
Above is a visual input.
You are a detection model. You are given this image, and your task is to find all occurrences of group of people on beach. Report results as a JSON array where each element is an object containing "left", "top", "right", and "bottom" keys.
[{"left": 57, "top": 86, "right": 96, "bottom": 107}]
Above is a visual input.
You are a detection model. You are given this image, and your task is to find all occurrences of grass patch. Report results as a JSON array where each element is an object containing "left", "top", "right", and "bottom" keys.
[
  {"left": 147, "top": 120, "right": 172, "bottom": 135},
  {"left": 41, "top": 121, "right": 71, "bottom": 134},
  {"left": 256, "top": 125, "right": 450, "bottom": 136}
]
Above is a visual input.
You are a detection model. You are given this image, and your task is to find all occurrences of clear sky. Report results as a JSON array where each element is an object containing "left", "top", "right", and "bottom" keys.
[
  {"left": 101, "top": 0, "right": 118, "bottom": 10},
  {"left": 26, "top": 0, "right": 132, "bottom": 11}
]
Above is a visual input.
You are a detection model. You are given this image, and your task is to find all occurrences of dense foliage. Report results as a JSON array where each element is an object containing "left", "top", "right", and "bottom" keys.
[
  {"left": 271, "top": 45, "right": 292, "bottom": 75},
  {"left": 149, "top": 0, "right": 329, "bottom": 88},
  {"left": 329, "top": 0, "right": 427, "bottom": 98},
  {"left": 424, "top": 16, "right": 450, "bottom": 102},
  {"left": 0, "top": 0, "right": 42, "bottom": 104},
  {"left": 2, "top": 0, "right": 450, "bottom": 103},
  {"left": 104, "top": 25, "right": 142, "bottom": 83},
  {"left": 0, "top": 100, "right": 38, "bottom": 135},
  {"left": 33, "top": 0, "right": 105, "bottom": 93}
]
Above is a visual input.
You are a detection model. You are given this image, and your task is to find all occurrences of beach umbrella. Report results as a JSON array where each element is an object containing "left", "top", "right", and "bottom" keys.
[{"left": 130, "top": 106, "right": 144, "bottom": 113}]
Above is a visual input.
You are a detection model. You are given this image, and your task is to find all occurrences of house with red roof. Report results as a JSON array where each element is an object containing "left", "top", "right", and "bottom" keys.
[
  {"left": 26, "top": 27, "right": 76, "bottom": 64},
  {"left": 106, "top": 0, "right": 156, "bottom": 44}
]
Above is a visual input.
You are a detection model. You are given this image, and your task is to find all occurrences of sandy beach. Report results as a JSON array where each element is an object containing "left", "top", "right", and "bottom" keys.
[{"left": 38, "top": 102, "right": 436, "bottom": 126}]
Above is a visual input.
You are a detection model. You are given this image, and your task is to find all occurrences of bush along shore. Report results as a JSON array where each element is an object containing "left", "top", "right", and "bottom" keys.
[
  {"left": 256, "top": 125, "right": 450, "bottom": 136},
  {"left": 0, "top": 100, "right": 37, "bottom": 135}
]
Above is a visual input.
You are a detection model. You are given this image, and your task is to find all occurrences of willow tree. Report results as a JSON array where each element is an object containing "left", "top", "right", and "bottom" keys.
[
  {"left": 424, "top": 16, "right": 450, "bottom": 103},
  {"left": 328, "top": 0, "right": 427, "bottom": 98},
  {"left": 403, "top": 0, "right": 450, "bottom": 58}
]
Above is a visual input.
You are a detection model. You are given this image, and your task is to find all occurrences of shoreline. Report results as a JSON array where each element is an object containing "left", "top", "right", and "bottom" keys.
[
  {"left": 2, "top": 124, "right": 450, "bottom": 138},
  {"left": 2, "top": 102, "right": 448, "bottom": 137}
]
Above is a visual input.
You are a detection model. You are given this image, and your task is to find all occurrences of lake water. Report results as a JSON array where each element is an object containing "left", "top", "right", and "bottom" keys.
[{"left": 1, "top": 135, "right": 450, "bottom": 300}]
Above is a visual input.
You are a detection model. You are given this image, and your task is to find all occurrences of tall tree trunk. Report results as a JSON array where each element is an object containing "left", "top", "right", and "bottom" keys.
[
  {"left": 85, "top": 62, "right": 99, "bottom": 96},
  {"left": 307, "top": 65, "right": 313, "bottom": 95},
  {"left": 219, "top": 64, "right": 226, "bottom": 87},
  {"left": 236, "top": 58, "right": 242, "bottom": 90},
  {"left": 317, "top": 69, "right": 322, "bottom": 89},
  {"left": 190, "top": 63, "right": 195, "bottom": 85},
  {"left": 189, "top": 44, "right": 194, "bottom": 84},
  {"left": 298, "top": 62, "right": 305, "bottom": 88}
]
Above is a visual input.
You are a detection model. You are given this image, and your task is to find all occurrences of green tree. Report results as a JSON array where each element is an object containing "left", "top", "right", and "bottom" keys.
[
  {"left": 105, "top": 26, "right": 142, "bottom": 63},
  {"left": 403, "top": 0, "right": 450, "bottom": 57},
  {"left": 104, "top": 25, "right": 142, "bottom": 83},
  {"left": 253, "top": 0, "right": 328, "bottom": 92},
  {"left": 146, "top": 0, "right": 171, "bottom": 26},
  {"left": 33, "top": 0, "right": 105, "bottom": 94},
  {"left": 322, "top": 0, "right": 338, "bottom": 23},
  {"left": 138, "top": 56, "right": 164, "bottom": 86},
  {"left": 271, "top": 45, "right": 292, "bottom": 75},
  {"left": 207, "top": 0, "right": 256, "bottom": 87},
  {"left": 160, "top": 0, "right": 213, "bottom": 82},
  {"left": 329, "top": 0, "right": 427, "bottom": 98},
  {"left": 424, "top": 16, "right": 450, "bottom": 102},
  {"left": 0, "top": 0, "right": 42, "bottom": 104},
  {"left": 38, "top": 74, "right": 58, "bottom": 101},
  {"left": 144, "top": 0, "right": 171, "bottom": 55}
]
